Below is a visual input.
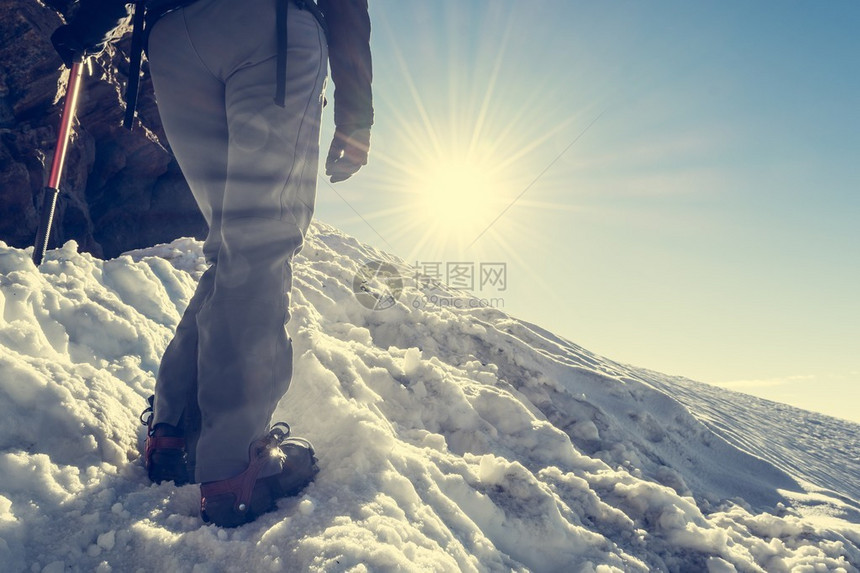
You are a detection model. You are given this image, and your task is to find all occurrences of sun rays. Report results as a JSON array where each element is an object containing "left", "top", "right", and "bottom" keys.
[{"left": 348, "top": 3, "right": 598, "bottom": 271}]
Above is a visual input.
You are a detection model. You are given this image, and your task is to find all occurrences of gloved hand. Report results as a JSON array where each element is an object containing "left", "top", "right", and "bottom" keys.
[
  {"left": 325, "top": 126, "right": 370, "bottom": 183},
  {"left": 51, "top": 25, "right": 102, "bottom": 68}
]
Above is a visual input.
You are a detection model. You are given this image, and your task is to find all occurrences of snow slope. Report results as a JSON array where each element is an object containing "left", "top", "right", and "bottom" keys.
[{"left": 0, "top": 222, "right": 858, "bottom": 572}]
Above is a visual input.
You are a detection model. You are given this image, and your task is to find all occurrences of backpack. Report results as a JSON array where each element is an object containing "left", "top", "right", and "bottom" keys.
[{"left": 123, "top": 0, "right": 328, "bottom": 130}]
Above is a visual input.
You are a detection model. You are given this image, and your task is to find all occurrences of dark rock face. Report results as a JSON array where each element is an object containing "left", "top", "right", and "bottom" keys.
[{"left": 0, "top": 0, "right": 206, "bottom": 259}]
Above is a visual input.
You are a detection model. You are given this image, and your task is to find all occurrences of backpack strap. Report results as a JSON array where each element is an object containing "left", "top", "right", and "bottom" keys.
[
  {"left": 123, "top": 0, "right": 146, "bottom": 130},
  {"left": 276, "top": 0, "right": 328, "bottom": 108},
  {"left": 275, "top": 0, "right": 289, "bottom": 107}
]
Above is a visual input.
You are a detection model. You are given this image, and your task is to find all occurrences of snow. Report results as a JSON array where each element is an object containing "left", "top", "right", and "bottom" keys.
[{"left": 0, "top": 222, "right": 858, "bottom": 572}]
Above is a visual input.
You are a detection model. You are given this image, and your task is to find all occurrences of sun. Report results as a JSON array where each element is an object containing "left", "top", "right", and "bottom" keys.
[
  {"left": 339, "top": 2, "right": 591, "bottom": 264},
  {"left": 412, "top": 157, "right": 503, "bottom": 243}
]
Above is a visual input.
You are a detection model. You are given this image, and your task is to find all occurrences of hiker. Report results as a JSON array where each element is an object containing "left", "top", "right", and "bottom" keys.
[{"left": 52, "top": 0, "right": 372, "bottom": 527}]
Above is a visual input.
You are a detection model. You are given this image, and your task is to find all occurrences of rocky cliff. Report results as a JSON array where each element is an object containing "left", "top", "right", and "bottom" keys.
[{"left": 0, "top": 0, "right": 206, "bottom": 259}]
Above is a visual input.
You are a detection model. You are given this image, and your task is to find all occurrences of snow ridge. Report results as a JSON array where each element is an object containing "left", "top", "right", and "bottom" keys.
[{"left": 0, "top": 225, "right": 858, "bottom": 572}]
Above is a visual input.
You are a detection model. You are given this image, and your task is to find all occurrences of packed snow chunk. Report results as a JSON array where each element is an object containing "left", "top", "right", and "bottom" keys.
[
  {"left": 344, "top": 325, "right": 373, "bottom": 345},
  {"left": 0, "top": 452, "right": 83, "bottom": 507},
  {"left": 298, "top": 498, "right": 316, "bottom": 516},
  {"left": 102, "top": 256, "right": 180, "bottom": 327},
  {"left": 0, "top": 494, "right": 24, "bottom": 572},
  {"left": 572, "top": 419, "right": 601, "bottom": 441},
  {"left": 706, "top": 556, "right": 738, "bottom": 572},
  {"left": 579, "top": 563, "right": 626, "bottom": 573},
  {"left": 477, "top": 454, "right": 508, "bottom": 486},
  {"left": 123, "top": 237, "right": 208, "bottom": 277},
  {"left": 473, "top": 454, "right": 630, "bottom": 572},
  {"left": 611, "top": 478, "right": 705, "bottom": 528},
  {"left": 97, "top": 530, "right": 116, "bottom": 551},
  {"left": 298, "top": 513, "right": 464, "bottom": 573},
  {"left": 0, "top": 495, "right": 12, "bottom": 520},
  {"left": 402, "top": 346, "right": 422, "bottom": 377},
  {"left": 40, "top": 562, "right": 66, "bottom": 573}
]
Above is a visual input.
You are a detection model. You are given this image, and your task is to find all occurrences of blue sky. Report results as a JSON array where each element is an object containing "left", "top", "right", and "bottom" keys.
[{"left": 314, "top": 1, "right": 860, "bottom": 422}]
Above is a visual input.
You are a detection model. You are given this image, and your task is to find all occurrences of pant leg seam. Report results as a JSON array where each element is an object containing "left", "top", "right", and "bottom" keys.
[
  {"left": 182, "top": 7, "right": 222, "bottom": 82},
  {"left": 278, "top": 24, "right": 328, "bottom": 222}
]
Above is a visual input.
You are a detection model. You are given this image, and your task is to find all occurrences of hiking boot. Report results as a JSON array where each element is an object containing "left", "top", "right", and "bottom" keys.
[
  {"left": 200, "top": 423, "right": 318, "bottom": 528},
  {"left": 140, "top": 395, "right": 191, "bottom": 486}
]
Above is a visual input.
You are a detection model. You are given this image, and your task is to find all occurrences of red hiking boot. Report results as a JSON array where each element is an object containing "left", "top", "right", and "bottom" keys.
[
  {"left": 200, "top": 423, "right": 318, "bottom": 527},
  {"left": 140, "top": 395, "right": 191, "bottom": 486}
]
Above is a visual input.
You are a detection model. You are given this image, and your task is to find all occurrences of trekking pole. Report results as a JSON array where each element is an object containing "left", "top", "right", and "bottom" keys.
[{"left": 33, "top": 61, "right": 85, "bottom": 266}]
